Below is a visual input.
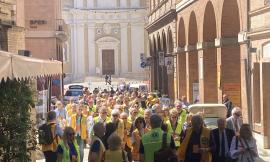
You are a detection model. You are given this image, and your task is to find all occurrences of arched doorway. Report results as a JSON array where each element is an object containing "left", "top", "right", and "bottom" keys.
[
  {"left": 150, "top": 36, "right": 158, "bottom": 90},
  {"left": 203, "top": 1, "right": 218, "bottom": 103},
  {"left": 178, "top": 18, "right": 186, "bottom": 99},
  {"left": 157, "top": 33, "right": 163, "bottom": 91},
  {"left": 188, "top": 11, "right": 199, "bottom": 103},
  {"left": 221, "top": 0, "right": 241, "bottom": 106}
]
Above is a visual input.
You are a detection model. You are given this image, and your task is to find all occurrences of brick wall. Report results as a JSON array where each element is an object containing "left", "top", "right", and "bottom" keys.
[
  {"left": 7, "top": 26, "right": 25, "bottom": 53},
  {"left": 203, "top": 48, "right": 218, "bottom": 103},
  {"left": 188, "top": 51, "right": 198, "bottom": 102},
  {"left": 178, "top": 54, "right": 186, "bottom": 97}
]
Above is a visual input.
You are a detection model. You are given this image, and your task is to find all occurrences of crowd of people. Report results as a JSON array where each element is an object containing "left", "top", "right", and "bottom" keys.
[{"left": 40, "top": 88, "right": 258, "bottom": 162}]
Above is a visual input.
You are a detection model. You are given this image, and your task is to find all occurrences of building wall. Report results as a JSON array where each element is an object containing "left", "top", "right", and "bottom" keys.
[
  {"left": 62, "top": 0, "right": 149, "bottom": 81},
  {"left": 0, "top": 0, "right": 25, "bottom": 53},
  {"left": 7, "top": 27, "right": 25, "bottom": 53},
  {"left": 147, "top": 0, "right": 177, "bottom": 98},
  {"left": 248, "top": 0, "right": 270, "bottom": 149},
  {"left": 24, "top": 0, "right": 67, "bottom": 60}
]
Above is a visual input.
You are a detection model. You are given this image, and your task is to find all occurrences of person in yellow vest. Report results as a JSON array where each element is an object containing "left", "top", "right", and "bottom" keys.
[
  {"left": 131, "top": 117, "right": 149, "bottom": 162},
  {"left": 70, "top": 105, "right": 88, "bottom": 162},
  {"left": 179, "top": 115, "right": 212, "bottom": 162},
  {"left": 166, "top": 108, "right": 183, "bottom": 149},
  {"left": 67, "top": 103, "right": 77, "bottom": 118},
  {"left": 42, "top": 111, "right": 63, "bottom": 162},
  {"left": 162, "top": 105, "right": 170, "bottom": 122},
  {"left": 128, "top": 107, "right": 139, "bottom": 124},
  {"left": 87, "top": 99, "right": 97, "bottom": 116},
  {"left": 111, "top": 109, "right": 125, "bottom": 141},
  {"left": 120, "top": 112, "right": 132, "bottom": 162},
  {"left": 65, "top": 97, "right": 75, "bottom": 113},
  {"left": 175, "top": 100, "right": 187, "bottom": 124},
  {"left": 139, "top": 114, "right": 177, "bottom": 162},
  {"left": 56, "top": 127, "right": 80, "bottom": 162},
  {"left": 134, "top": 102, "right": 144, "bottom": 117},
  {"left": 104, "top": 134, "right": 128, "bottom": 162},
  {"left": 143, "top": 109, "right": 152, "bottom": 131},
  {"left": 93, "top": 106, "right": 111, "bottom": 125},
  {"left": 88, "top": 122, "right": 106, "bottom": 162}
]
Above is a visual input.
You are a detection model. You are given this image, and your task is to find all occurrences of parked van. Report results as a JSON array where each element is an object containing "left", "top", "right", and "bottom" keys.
[{"left": 129, "top": 83, "right": 148, "bottom": 92}]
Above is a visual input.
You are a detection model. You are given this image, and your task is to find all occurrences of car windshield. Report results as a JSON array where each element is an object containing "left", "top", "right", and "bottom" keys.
[
  {"left": 65, "top": 90, "right": 83, "bottom": 96},
  {"left": 204, "top": 117, "right": 219, "bottom": 130}
]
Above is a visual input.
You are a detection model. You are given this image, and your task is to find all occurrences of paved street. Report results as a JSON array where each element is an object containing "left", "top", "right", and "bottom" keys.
[{"left": 36, "top": 148, "right": 90, "bottom": 162}]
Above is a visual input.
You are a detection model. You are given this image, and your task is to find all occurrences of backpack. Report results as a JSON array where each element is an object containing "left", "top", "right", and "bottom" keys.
[
  {"left": 154, "top": 133, "right": 178, "bottom": 162},
  {"left": 38, "top": 123, "right": 54, "bottom": 145}
]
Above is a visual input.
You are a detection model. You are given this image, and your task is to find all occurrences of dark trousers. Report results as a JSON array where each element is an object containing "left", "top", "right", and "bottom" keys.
[
  {"left": 212, "top": 156, "right": 235, "bottom": 162},
  {"left": 43, "top": 151, "right": 57, "bottom": 162},
  {"left": 124, "top": 144, "right": 132, "bottom": 162}
]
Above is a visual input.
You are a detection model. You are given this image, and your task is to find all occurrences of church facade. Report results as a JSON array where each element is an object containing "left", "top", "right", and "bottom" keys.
[{"left": 62, "top": 0, "right": 149, "bottom": 81}]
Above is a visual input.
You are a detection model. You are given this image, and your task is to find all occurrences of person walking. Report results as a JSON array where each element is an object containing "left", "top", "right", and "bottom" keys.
[
  {"left": 102, "top": 122, "right": 117, "bottom": 150},
  {"left": 41, "top": 111, "right": 63, "bottom": 162},
  {"left": 56, "top": 127, "right": 80, "bottom": 162},
  {"left": 210, "top": 118, "right": 235, "bottom": 162},
  {"left": 178, "top": 115, "right": 211, "bottom": 162},
  {"left": 174, "top": 100, "right": 187, "bottom": 125},
  {"left": 54, "top": 101, "right": 67, "bottom": 129},
  {"left": 223, "top": 94, "right": 233, "bottom": 118},
  {"left": 166, "top": 108, "right": 183, "bottom": 149},
  {"left": 226, "top": 107, "right": 243, "bottom": 136},
  {"left": 139, "top": 114, "right": 176, "bottom": 162},
  {"left": 131, "top": 117, "right": 148, "bottom": 162},
  {"left": 120, "top": 112, "right": 132, "bottom": 162},
  {"left": 230, "top": 124, "right": 258, "bottom": 162},
  {"left": 88, "top": 122, "right": 106, "bottom": 162},
  {"left": 111, "top": 109, "right": 125, "bottom": 141},
  {"left": 70, "top": 105, "right": 88, "bottom": 162},
  {"left": 104, "top": 134, "right": 128, "bottom": 162}
]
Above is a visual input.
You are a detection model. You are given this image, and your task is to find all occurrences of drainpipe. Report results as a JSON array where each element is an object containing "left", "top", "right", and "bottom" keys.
[{"left": 246, "top": 0, "right": 253, "bottom": 126}]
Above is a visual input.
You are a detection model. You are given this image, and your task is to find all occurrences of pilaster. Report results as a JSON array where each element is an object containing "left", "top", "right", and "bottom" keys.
[{"left": 88, "top": 23, "right": 96, "bottom": 75}]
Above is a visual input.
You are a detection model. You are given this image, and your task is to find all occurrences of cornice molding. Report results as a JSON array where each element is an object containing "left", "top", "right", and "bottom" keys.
[{"left": 176, "top": 0, "right": 197, "bottom": 13}]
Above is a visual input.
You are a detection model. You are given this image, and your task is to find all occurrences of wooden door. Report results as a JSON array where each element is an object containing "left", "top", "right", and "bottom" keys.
[{"left": 102, "top": 49, "right": 115, "bottom": 75}]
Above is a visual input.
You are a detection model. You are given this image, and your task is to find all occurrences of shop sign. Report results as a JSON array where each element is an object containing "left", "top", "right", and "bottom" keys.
[{"left": 158, "top": 52, "right": 165, "bottom": 66}]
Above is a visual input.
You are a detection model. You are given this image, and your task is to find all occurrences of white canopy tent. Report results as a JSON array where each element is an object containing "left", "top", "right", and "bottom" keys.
[{"left": 0, "top": 51, "right": 62, "bottom": 81}]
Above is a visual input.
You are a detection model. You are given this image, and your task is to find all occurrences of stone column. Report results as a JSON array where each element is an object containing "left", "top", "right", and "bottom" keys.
[
  {"left": 76, "top": 22, "right": 86, "bottom": 78},
  {"left": 87, "top": 0, "right": 94, "bottom": 8},
  {"left": 120, "top": 23, "right": 128, "bottom": 74},
  {"left": 76, "top": 0, "right": 84, "bottom": 8},
  {"left": 198, "top": 49, "right": 204, "bottom": 103},
  {"left": 70, "top": 24, "right": 77, "bottom": 75},
  {"left": 130, "top": 22, "right": 145, "bottom": 73},
  {"left": 88, "top": 23, "right": 96, "bottom": 75}
]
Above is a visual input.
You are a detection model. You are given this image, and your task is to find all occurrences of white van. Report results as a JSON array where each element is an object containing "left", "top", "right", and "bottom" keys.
[{"left": 188, "top": 104, "right": 227, "bottom": 130}]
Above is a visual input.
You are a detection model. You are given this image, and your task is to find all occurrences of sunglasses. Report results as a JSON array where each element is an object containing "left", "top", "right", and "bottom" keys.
[{"left": 112, "top": 114, "right": 119, "bottom": 117}]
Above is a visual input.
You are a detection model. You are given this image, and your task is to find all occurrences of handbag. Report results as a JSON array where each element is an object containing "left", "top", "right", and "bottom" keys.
[{"left": 154, "top": 133, "right": 178, "bottom": 162}]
